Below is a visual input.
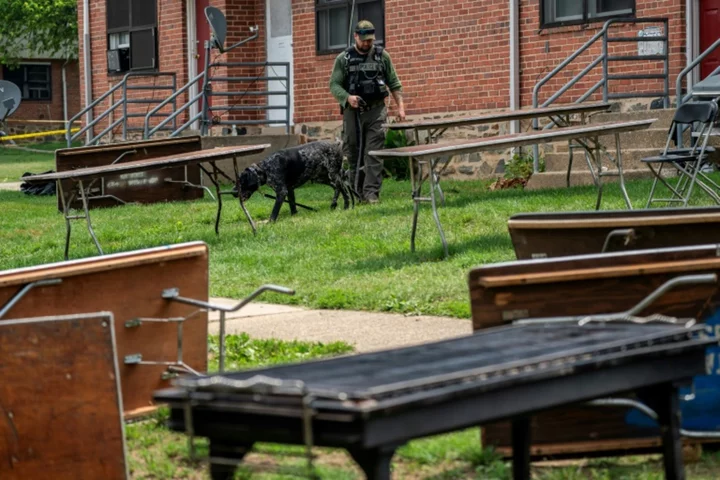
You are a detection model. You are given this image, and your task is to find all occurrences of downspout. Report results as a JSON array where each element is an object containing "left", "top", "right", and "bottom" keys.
[
  {"left": 509, "top": 0, "right": 520, "bottom": 136},
  {"left": 186, "top": 0, "right": 199, "bottom": 131},
  {"left": 83, "top": 0, "right": 93, "bottom": 144},
  {"left": 686, "top": 0, "right": 693, "bottom": 89},
  {"left": 62, "top": 58, "right": 69, "bottom": 124}
]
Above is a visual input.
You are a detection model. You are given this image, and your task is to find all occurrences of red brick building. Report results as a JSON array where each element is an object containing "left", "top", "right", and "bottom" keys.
[
  {"left": 0, "top": 54, "right": 80, "bottom": 126},
  {"left": 76, "top": 0, "right": 718, "bottom": 138}
]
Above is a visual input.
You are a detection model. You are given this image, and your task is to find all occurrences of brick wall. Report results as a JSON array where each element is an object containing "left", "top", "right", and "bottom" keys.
[
  {"left": 78, "top": 0, "right": 687, "bottom": 135},
  {"left": 520, "top": 1, "right": 684, "bottom": 109},
  {"left": 0, "top": 59, "right": 80, "bottom": 123},
  {"left": 293, "top": 0, "right": 684, "bottom": 125}
]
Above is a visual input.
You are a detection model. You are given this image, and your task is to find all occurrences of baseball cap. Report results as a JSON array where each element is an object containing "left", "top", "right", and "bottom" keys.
[{"left": 355, "top": 20, "right": 375, "bottom": 41}]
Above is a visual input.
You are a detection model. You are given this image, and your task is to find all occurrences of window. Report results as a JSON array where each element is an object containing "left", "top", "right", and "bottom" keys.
[
  {"left": 106, "top": 0, "right": 157, "bottom": 72},
  {"left": 316, "top": 0, "right": 385, "bottom": 54},
  {"left": 542, "top": 0, "right": 634, "bottom": 27},
  {"left": 2, "top": 64, "right": 51, "bottom": 101}
]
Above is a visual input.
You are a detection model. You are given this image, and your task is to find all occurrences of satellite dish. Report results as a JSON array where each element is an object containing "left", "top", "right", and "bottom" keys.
[
  {"left": 0, "top": 80, "right": 21, "bottom": 122},
  {"left": 205, "top": 7, "right": 227, "bottom": 53}
]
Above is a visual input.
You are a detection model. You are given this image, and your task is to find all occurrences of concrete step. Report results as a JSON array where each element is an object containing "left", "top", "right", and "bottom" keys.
[
  {"left": 553, "top": 128, "right": 671, "bottom": 153},
  {"left": 543, "top": 149, "right": 662, "bottom": 173},
  {"left": 526, "top": 169, "right": 657, "bottom": 191},
  {"left": 590, "top": 108, "right": 676, "bottom": 130}
]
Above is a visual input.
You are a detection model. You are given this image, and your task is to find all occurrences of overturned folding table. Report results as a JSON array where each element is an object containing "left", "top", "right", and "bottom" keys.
[
  {"left": 370, "top": 119, "right": 655, "bottom": 258},
  {"left": 23, "top": 144, "right": 270, "bottom": 259},
  {"left": 507, "top": 206, "right": 720, "bottom": 259},
  {"left": 154, "top": 320, "right": 712, "bottom": 480}
]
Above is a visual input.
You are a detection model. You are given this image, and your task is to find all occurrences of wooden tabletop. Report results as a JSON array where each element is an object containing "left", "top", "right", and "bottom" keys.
[
  {"left": 24, "top": 144, "right": 270, "bottom": 183},
  {"left": 55, "top": 135, "right": 202, "bottom": 157},
  {"left": 384, "top": 102, "right": 611, "bottom": 131},
  {"left": 369, "top": 119, "right": 655, "bottom": 159}
]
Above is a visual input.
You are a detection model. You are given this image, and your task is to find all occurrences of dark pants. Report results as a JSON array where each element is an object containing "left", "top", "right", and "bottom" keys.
[{"left": 342, "top": 101, "right": 387, "bottom": 200}]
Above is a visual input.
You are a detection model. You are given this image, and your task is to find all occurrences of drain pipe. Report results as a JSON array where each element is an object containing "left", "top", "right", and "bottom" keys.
[
  {"left": 62, "top": 58, "right": 69, "bottom": 125},
  {"left": 82, "top": 0, "right": 93, "bottom": 144},
  {"left": 186, "top": 0, "right": 199, "bottom": 131},
  {"left": 686, "top": 0, "right": 694, "bottom": 89},
  {"left": 509, "top": 0, "right": 520, "bottom": 136}
]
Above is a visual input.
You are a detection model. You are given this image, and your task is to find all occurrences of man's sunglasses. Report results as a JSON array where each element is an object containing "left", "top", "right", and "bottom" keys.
[{"left": 355, "top": 28, "right": 375, "bottom": 35}]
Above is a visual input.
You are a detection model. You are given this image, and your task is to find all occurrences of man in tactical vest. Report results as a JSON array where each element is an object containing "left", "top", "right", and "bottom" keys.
[{"left": 329, "top": 20, "right": 405, "bottom": 204}]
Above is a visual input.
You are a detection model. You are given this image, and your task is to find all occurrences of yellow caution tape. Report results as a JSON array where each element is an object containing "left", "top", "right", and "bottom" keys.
[{"left": 0, "top": 128, "right": 80, "bottom": 141}]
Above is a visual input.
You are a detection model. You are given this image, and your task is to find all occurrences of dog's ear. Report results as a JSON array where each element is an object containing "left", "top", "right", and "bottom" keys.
[{"left": 238, "top": 168, "right": 260, "bottom": 200}]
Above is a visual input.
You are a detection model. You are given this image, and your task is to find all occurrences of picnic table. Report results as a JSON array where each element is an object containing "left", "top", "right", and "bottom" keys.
[
  {"left": 23, "top": 144, "right": 270, "bottom": 259},
  {"left": 370, "top": 119, "right": 656, "bottom": 258}
]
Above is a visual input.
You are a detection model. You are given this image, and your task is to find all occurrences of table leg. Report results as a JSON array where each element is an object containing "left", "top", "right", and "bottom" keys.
[
  {"left": 348, "top": 446, "right": 396, "bottom": 480},
  {"left": 77, "top": 180, "right": 104, "bottom": 257},
  {"left": 199, "top": 163, "right": 223, "bottom": 235},
  {"left": 640, "top": 384, "right": 685, "bottom": 480},
  {"left": 511, "top": 416, "right": 532, "bottom": 480},
  {"left": 429, "top": 158, "right": 449, "bottom": 259},
  {"left": 614, "top": 132, "right": 633, "bottom": 210},
  {"left": 208, "top": 442, "right": 253, "bottom": 480},
  {"left": 409, "top": 156, "right": 420, "bottom": 253},
  {"left": 57, "top": 180, "right": 73, "bottom": 261}
]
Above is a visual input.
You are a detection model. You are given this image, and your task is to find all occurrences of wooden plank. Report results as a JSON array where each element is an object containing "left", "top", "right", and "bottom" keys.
[
  {"left": 469, "top": 245, "right": 720, "bottom": 459},
  {"left": 371, "top": 119, "right": 655, "bottom": 159},
  {"left": 0, "top": 312, "right": 127, "bottom": 479},
  {"left": 384, "top": 102, "right": 611, "bottom": 131},
  {"left": 55, "top": 136, "right": 205, "bottom": 211},
  {"left": 0, "top": 241, "right": 210, "bottom": 415},
  {"left": 468, "top": 244, "right": 720, "bottom": 329},
  {"left": 507, "top": 207, "right": 720, "bottom": 259}
]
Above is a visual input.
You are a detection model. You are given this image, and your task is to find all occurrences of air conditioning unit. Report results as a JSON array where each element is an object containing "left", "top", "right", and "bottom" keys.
[{"left": 107, "top": 48, "right": 130, "bottom": 73}]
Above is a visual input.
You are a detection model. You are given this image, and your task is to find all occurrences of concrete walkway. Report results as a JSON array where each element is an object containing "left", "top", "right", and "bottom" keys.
[
  {"left": 0, "top": 182, "right": 21, "bottom": 191},
  {"left": 207, "top": 298, "right": 472, "bottom": 353}
]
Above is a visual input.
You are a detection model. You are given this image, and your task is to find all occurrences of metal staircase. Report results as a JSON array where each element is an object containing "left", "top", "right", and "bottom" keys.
[{"left": 531, "top": 18, "right": 671, "bottom": 173}]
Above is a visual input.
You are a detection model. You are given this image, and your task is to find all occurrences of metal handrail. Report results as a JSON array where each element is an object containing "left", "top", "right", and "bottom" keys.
[
  {"left": 677, "top": 37, "right": 720, "bottom": 107},
  {"left": 531, "top": 17, "right": 670, "bottom": 171},
  {"left": 144, "top": 70, "right": 207, "bottom": 138},
  {"left": 144, "top": 61, "right": 291, "bottom": 139},
  {"left": 66, "top": 72, "right": 178, "bottom": 147}
]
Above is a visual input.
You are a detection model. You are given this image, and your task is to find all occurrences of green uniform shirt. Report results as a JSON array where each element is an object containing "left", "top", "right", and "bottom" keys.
[{"left": 329, "top": 47, "right": 403, "bottom": 108}]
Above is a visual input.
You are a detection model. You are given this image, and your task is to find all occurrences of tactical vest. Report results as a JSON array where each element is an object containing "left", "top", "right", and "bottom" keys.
[{"left": 344, "top": 44, "right": 389, "bottom": 103}]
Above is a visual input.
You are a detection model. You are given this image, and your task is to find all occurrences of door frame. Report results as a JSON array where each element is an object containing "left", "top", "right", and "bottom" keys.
[{"left": 265, "top": 0, "right": 294, "bottom": 127}]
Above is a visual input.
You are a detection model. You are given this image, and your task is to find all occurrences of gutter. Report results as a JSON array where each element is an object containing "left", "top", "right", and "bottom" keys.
[
  {"left": 186, "top": 0, "right": 199, "bottom": 131},
  {"left": 83, "top": 0, "right": 93, "bottom": 143},
  {"left": 509, "top": 0, "right": 520, "bottom": 162},
  {"left": 509, "top": 0, "right": 520, "bottom": 135}
]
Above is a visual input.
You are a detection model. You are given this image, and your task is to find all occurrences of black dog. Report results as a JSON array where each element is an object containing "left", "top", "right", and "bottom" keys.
[{"left": 234, "top": 140, "right": 359, "bottom": 221}]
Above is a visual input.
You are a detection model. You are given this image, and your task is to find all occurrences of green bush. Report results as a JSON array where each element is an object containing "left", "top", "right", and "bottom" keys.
[
  {"left": 504, "top": 150, "right": 545, "bottom": 181},
  {"left": 382, "top": 128, "right": 413, "bottom": 180}
]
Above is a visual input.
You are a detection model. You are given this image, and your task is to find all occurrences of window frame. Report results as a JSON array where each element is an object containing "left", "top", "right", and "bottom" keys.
[
  {"left": 540, "top": 0, "right": 636, "bottom": 29},
  {"left": 2, "top": 63, "right": 52, "bottom": 102},
  {"left": 315, "top": 0, "right": 386, "bottom": 56},
  {"left": 105, "top": 0, "right": 158, "bottom": 75}
]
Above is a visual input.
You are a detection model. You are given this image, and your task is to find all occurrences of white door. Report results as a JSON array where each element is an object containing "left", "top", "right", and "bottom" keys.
[{"left": 266, "top": 0, "right": 293, "bottom": 127}]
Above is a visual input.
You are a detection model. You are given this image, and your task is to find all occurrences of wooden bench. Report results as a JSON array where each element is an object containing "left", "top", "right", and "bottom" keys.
[
  {"left": 508, "top": 206, "right": 720, "bottom": 259},
  {"left": 467, "top": 244, "right": 720, "bottom": 458},
  {"left": 0, "top": 312, "right": 128, "bottom": 479},
  {"left": 54, "top": 135, "right": 206, "bottom": 211},
  {"left": 0, "top": 241, "right": 209, "bottom": 418}
]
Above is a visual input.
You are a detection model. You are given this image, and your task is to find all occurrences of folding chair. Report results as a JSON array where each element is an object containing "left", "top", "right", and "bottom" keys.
[{"left": 642, "top": 100, "right": 720, "bottom": 208}]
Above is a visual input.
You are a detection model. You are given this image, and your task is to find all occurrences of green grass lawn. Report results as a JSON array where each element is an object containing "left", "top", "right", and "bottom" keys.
[{"left": 4, "top": 144, "right": 720, "bottom": 479}]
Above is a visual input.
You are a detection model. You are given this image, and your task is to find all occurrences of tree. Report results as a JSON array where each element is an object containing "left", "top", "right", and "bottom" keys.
[{"left": 0, "top": 0, "right": 78, "bottom": 66}]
